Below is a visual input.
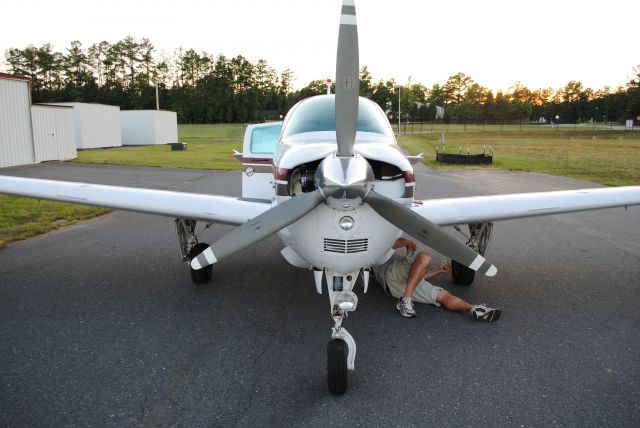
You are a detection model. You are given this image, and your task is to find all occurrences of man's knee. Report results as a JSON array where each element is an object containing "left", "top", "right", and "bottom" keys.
[
  {"left": 436, "top": 289, "right": 449, "bottom": 304},
  {"left": 415, "top": 252, "right": 431, "bottom": 267}
]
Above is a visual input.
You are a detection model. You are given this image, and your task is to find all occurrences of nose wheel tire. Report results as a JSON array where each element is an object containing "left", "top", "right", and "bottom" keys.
[
  {"left": 188, "top": 242, "right": 213, "bottom": 283},
  {"left": 327, "top": 338, "right": 348, "bottom": 395},
  {"left": 451, "top": 259, "right": 475, "bottom": 286}
]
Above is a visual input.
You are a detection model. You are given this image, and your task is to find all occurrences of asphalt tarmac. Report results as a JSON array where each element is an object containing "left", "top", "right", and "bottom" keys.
[{"left": 1, "top": 162, "right": 639, "bottom": 427}]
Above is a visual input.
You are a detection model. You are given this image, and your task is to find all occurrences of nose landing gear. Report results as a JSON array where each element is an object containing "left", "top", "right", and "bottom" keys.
[{"left": 322, "top": 270, "right": 360, "bottom": 395}]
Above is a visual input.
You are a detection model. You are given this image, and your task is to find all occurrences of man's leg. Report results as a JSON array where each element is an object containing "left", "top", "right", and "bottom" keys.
[
  {"left": 436, "top": 290, "right": 501, "bottom": 322},
  {"left": 402, "top": 252, "right": 431, "bottom": 299},
  {"left": 436, "top": 290, "right": 472, "bottom": 311},
  {"left": 385, "top": 252, "right": 431, "bottom": 318}
]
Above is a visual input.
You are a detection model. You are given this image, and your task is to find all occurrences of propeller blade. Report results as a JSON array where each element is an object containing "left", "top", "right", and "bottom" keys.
[
  {"left": 366, "top": 191, "right": 497, "bottom": 276},
  {"left": 335, "top": 0, "right": 359, "bottom": 158},
  {"left": 191, "top": 190, "right": 325, "bottom": 270}
]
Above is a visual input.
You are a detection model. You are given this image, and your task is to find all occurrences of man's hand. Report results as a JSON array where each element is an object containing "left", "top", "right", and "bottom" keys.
[{"left": 393, "top": 238, "right": 417, "bottom": 252}]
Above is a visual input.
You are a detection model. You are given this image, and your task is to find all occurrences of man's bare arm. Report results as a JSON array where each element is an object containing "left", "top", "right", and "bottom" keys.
[{"left": 425, "top": 261, "right": 451, "bottom": 280}]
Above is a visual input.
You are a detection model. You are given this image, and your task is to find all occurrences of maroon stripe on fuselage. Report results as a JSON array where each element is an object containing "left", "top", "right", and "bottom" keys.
[
  {"left": 242, "top": 157, "right": 273, "bottom": 165},
  {"left": 275, "top": 168, "right": 290, "bottom": 181},
  {"left": 403, "top": 171, "right": 415, "bottom": 183}
]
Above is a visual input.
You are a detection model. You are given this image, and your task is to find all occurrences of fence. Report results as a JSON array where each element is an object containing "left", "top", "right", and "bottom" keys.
[{"left": 391, "top": 120, "right": 632, "bottom": 134}]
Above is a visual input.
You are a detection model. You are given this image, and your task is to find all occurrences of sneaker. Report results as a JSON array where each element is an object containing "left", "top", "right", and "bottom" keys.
[
  {"left": 396, "top": 297, "right": 417, "bottom": 318},
  {"left": 470, "top": 304, "right": 501, "bottom": 322}
]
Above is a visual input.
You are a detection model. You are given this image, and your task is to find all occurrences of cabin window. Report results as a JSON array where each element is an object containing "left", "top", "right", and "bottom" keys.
[
  {"left": 282, "top": 96, "right": 394, "bottom": 138},
  {"left": 250, "top": 124, "right": 281, "bottom": 154}
]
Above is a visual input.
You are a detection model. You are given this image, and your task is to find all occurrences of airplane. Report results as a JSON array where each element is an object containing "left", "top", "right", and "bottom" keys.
[{"left": 1, "top": 0, "right": 639, "bottom": 395}]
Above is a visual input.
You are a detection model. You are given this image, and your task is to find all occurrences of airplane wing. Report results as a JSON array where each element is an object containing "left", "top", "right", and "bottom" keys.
[
  {"left": 0, "top": 175, "right": 270, "bottom": 225},
  {"left": 413, "top": 186, "right": 640, "bottom": 226}
]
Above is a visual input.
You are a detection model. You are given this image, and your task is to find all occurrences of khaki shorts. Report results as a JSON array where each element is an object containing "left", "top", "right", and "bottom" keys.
[{"left": 386, "top": 252, "right": 443, "bottom": 307}]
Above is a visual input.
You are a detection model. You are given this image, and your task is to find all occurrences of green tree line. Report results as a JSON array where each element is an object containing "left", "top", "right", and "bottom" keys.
[{"left": 3, "top": 38, "right": 639, "bottom": 124}]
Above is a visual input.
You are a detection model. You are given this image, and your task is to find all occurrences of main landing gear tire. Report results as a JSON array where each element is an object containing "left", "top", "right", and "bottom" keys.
[
  {"left": 188, "top": 242, "right": 212, "bottom": 284},
  {"left": 327, "top": 338, "right": 348, "bottom": 395},
  {"left": 452, "top": 259, "right": 475, "bottom": 286}
]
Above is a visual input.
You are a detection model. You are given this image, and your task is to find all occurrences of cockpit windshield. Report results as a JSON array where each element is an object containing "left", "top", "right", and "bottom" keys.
[{"left": 281, "top": 95, "right": 394, "bottom": 138}]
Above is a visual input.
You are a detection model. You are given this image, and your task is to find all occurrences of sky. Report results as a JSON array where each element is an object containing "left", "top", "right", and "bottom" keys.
[{"left": 1, "top": 0, "right": 639, "bottom": 92}]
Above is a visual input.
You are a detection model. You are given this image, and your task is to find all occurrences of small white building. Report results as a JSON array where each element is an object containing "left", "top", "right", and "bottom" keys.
[
  {"left": 120, "top": 110, "right": 178, "bottom": 146},
  {"left": 31, "top": 104, "right": 77, "bottom": 162},
  {"left": 0, "top": 73, "right": 34, "bottom": 168},
  {"left": 52, "top": 102, "right": 122, "bottom": 149}
]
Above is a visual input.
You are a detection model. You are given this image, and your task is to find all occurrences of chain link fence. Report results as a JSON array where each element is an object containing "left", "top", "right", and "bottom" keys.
[{"left": 392, "top": 120, "right": 634, "bottom": 134}]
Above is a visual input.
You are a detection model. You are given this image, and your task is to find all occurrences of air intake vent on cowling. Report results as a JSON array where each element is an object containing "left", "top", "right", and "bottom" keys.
[{"left": 323, "top": 238, "right": 368, "bottom": 254}]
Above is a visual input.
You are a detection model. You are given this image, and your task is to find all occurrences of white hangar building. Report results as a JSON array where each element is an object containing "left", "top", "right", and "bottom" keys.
[
  {"left": 0, "top": 73, "right": 34, "bottom": 168},
  {"left": 51, "top": 102, "right": 122, "bottom": 149},
  {"left": 0, "top": 73, "right": 77, "bottom": 168},
  {"left": 120, "top": 110, "right": 178, "bottom": 146},
  {"left": 31, "top": 104, "right": 77, "bottom": 162}
]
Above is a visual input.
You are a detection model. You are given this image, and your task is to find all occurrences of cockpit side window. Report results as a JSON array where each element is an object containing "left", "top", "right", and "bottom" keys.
[
  {"left": 282, "top": 96, "right": 393, "bottom": 138},
  {"left": 250, "top": 124, "right": 282, "bottom": 154}
]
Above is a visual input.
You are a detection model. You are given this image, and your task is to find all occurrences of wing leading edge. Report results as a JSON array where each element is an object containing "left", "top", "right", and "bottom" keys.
[
  {"left": 0, "top": 175, "right": 270, "bottom": 225},
  {"left": 413, "top": 186, "right": 640, "bottom": 226}
]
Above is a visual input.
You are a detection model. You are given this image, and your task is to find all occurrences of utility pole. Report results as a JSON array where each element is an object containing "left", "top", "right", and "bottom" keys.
[{"left": 396, "top": 85, "right": 401, "bottom": 136}]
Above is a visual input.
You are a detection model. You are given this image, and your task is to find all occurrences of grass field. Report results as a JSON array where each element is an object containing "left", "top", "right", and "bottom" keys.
[
  {"left": 397, "top": 130, "right": 640, "bottom": 186},
  {"left": 177, "top": 123, "right": 245, "bottom": 140},
  {"left": 72, "top": 123, "right": 245, "bottom": 170},
  {"left": 0, "top": 195, "right": 108, "bottom": 249},
  {"left": 73, "top": 141, "right": 242, "bottom": 170}
]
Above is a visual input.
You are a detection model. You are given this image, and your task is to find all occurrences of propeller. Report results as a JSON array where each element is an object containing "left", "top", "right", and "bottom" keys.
[
  {"left": 191, "top": 0, "right": 363, "bottom": 270},
  {"left": 191, "top": 0, "right": 497, "bottom": 279},
  {"left": 335, "top": 0, "right": 359, "bottom": 157}
]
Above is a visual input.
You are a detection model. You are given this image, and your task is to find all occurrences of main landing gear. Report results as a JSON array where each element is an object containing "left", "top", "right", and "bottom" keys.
[
  {"left": 316, "top": 269, "right": 364, "bottom": 395},
  {"left": 175, "top": 218, "right": 212, "bottom": 283},
  {"left": 452, "top": 222, "right": 493, "bottom": 286}
]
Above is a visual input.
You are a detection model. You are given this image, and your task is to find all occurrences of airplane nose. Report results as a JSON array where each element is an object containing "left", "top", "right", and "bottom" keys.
[{"left": 315, "top": 153, "right": 374, "bottom": 210}]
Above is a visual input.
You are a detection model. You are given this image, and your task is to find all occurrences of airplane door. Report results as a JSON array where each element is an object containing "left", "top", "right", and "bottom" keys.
[{"left": 241, "top": 122, "right": 281, "bottom": 201}]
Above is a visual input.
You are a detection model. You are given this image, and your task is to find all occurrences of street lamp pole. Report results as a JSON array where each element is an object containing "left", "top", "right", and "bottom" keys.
[
  {"left": 155, "top": 82, "right": 160, "bottom": 110},
  {"left": 397, "top": 85, "right": 401, "bottom": 136}
]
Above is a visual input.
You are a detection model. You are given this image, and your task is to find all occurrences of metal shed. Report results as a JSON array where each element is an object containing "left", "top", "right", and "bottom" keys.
[
  {"left": 0, "top": 73, "right": 34, "bottom": 168},
  {"left": 120, "top": 110, "right": 178, "bottom": 146},
  {"left": 31, "top": 104, "right": 77, "bottom": 162},
  {"left": 52, "top": 102, "right": 122, "bottom": 149}
]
